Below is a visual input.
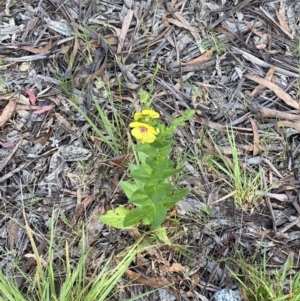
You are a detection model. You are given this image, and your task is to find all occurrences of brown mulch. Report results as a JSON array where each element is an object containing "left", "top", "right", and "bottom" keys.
[{"left": 0, "top": 0, "right": 300, "bottom": 300}]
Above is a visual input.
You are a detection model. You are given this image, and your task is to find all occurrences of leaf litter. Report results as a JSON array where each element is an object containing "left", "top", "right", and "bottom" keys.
[{"left": 0, "top": 0, "right": 300, "bottom": 300}]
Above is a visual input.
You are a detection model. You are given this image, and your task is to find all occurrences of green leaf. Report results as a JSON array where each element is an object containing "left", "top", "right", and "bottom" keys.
[
  {"left": 99, "top": 207, "right": 131, "bottom": 229},
  {"left": 120, "top": 181, "right": 138, "bottom": 199},
  {"left": 136, "top": 143, "right": 160, "bottom": 159},
  {"left": 168, "top": 109, "right": 195, "bottom": 133},
  {"left": 130, "top": 189, "right": 152, "bottom": 206},
  {"left": 123, "top": 207, "right": 143, "bottom": 227},
  {"left": 148, "top": 157, "right": 183, "bottom": 179},
  {"left": 154, "top": 227, "right": 171, "bottom": 244},
  {"left": 144, "top": 184, "right": 166, "bottom": 205},
  {"left": 129, "top": 163, "right": 151, "bottom": 174},
  {"left": 148, "top": 204, "right": 167, "bottom": 229},
  {"left": 138, "top": 89, "right": 150, "bottom": 104},
  {"left": 163, "top": 188, "right": 189, "bottom": 208}
]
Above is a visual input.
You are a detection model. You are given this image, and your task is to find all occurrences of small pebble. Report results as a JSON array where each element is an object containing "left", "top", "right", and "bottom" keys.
[{"left": 213, "top": 289, "right": 243, "bottom": 301}]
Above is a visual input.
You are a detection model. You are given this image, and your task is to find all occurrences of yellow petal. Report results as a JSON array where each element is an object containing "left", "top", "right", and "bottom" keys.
[
  {"left": 134, "top": 109, "right": 160, "bottom": 121},
  {"left": 129, "top": 122, "right": 158, "bottom": 143}
]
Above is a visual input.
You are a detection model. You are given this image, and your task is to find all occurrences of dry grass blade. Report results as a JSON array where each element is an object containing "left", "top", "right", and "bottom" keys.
[{"left": 245, "top": 75, "right": 300, "bottom": 110}]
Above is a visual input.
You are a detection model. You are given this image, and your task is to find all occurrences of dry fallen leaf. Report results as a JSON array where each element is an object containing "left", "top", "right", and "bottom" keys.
[
  {"left": 0, "top": 99, "right": 16, "bottom": 127},
  {"left": 25, "top": 89, "right": 36, "bottom": 105},
  {"left": 244, "top": 20, "right": 268, "bottom": 40},
  {"left": 34, "top": 104, "right": 55, "bottom": 114},
  {"left": 174, "top": 12, "right": 200, "bottom": 40},
  {"left": 249, "top": 118, "right": 260, "bottom": 156},
  {"left": 250, "top": 66, "right": 275, "bottom": 97},
  {"left": 277, "top": 120, "right": 300, "bottom": 133},
  {"left": 124, "top": 268, "right": 171, "bottom": 288},
  {"left": 55, "top": 112, "right": 78, "bottom": 131},
  {"left": 0, "top": 141, "right": 14, "bottom": 148},
  {"left": 160, "top": 262, "right": 187, "bottom": 273},
  {"left": 181, "top": 48, "right": 214, "bottom": 66},
  {"left": 24, "top": 254, "right": 48, "bottom": 267},
  {"left": 117, "top": 9, "right": 133, "bottom": 54},
  {"left": 247, "top": 101, "right": 300, "bottom": 121},
  {"left": 20, "top": 39, "right": 52, "bottom": 54},
  {"left": 245, "top": 75, "right": 299, "bottom": 110},
  {"left": 275, "top": 10, "right": 292, "bottom": 33}
]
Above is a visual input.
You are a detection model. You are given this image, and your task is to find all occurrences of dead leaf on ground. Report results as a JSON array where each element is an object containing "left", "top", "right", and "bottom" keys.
[
  {"left": 34, "top": 104, "right": 55, "bottom": 114},
  {"left": 247, "top": 101, "right": 300, "bottom": 121},
  {"left": 24, "top": 254, "right": 48, "bottom": 267},
  {"left": 0, "top": 141, "right": 14, "bottom": 148},
  {"left": 174, "top": 12, "right": 200, "bottom": 40},
  {"left": 250, "top": 66, "right": 275, "bottom": 97},
  {"left": 181, "top": 48, "right": 214, "bottom": 66},
  {"left": 20, "top": 39, "right": 52, "bottom": 54},
  {"left": 275, "top": 10, "right": 292, "bottom": 33},
  {"left": 117, "top": 9, "right": 134, "bottom": 54},
  {"left": 160, "top": 262, "right": 187, "bottom": 273},
  {"left": 244, "top": 20, "right": 268, "bottom": 40},
  {"left": 249, "top": 118, "right": 260, "bottom": 156},
  {"left": 124, "top": 268, "right": 171, "bottom": 288},
  {"left": 55, "top": 112, "right": 78, "bottom": 131},
  {"left": 277, "top": 120, "right": 300, "bottom": 133},
  {"left": 25, "top": 89, "right": 36, "bottom": 105},
  {"left": 72, "top": 195, "right": 95, "bottom": 224},
  {"left": 245, "top": 75, "right": 299, "bottom": 110},
  {"left": 0, "top": 99, "right": 16, "bottom": 127}
]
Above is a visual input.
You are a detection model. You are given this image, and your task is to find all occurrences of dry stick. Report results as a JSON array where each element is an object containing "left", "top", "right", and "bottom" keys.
[
  {"left": 0, "top": 162, "right": 32, "bottom": 182},
  {"left": 277, "top": 216, "right": 300, "bottom": 234},
  {"left": 262, "top": 168, "right": 277, "bottom": 232}
]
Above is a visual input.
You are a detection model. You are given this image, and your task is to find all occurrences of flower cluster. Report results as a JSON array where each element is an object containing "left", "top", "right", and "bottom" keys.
[{"left": 129, "top": 109, "right": 160, "bottom": 143}]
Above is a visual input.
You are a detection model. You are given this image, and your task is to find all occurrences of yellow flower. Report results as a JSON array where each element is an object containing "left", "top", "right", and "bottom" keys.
[
  {"left": 134, "top": 109, "right": 160, "bottom": 121},
  {"left": 129, "top": 122, "right": 159, "bottom": 143}
]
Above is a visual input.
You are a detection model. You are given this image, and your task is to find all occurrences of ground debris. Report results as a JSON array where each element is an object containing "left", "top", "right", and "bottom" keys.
[{"left": 0, "top": 0, "right": 300, "bottom": 300}]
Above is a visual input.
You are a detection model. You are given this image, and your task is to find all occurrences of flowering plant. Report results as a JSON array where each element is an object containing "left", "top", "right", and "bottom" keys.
[{"left": 100, "top": 91, "right": 195, "bottom": 229}]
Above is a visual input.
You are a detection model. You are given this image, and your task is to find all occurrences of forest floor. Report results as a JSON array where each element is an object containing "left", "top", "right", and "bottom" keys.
[{"left": 0, "top": 1, "right": 300, "bottom": 300}]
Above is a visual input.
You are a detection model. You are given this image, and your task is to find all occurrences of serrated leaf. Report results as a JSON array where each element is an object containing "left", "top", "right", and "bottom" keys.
[
  {"left": 120, "top": 181, "right": 138, "bottom": 199},
  {"left": 123, "top": 207, "right": 143, "bottom": 227},
  {"left": 99, "top": 207, "right": 131, "bottom": 229}
]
